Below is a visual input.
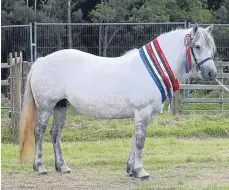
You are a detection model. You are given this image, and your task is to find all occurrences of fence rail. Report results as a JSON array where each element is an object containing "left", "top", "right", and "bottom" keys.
[
  {"left": 180, "top": 84, "right": 229, "bottom": 90},
  {"left": 180, "top": 98, "right": 229, "bottom": 103},
  {"left": 176, "top": 62, "right": 229, "bottom": 114}
]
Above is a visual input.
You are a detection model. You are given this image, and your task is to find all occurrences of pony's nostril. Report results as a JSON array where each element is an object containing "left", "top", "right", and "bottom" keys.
[{"left": 208, "top": 71, "right": 212, "bottom": 78}]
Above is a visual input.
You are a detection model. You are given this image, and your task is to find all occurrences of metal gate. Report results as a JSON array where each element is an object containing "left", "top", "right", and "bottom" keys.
[{"left": 1, "top": 24, "right": 34, "bottom": 98}]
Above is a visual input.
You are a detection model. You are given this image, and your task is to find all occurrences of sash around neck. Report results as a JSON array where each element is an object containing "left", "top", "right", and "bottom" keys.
[{"left": 139, "top": 38, "right": 180, "bottom": 103}]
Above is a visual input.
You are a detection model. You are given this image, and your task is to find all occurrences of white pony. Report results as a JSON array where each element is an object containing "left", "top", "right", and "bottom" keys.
[{"left": 19, "top": 24, "right": 217, "bottom": 179}]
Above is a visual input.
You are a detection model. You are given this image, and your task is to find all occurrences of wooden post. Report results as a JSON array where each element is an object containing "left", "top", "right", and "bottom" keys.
[
  {"left": 8, "top": 52, "right": 23, "bottom": 142},
  {"left": 8, "top": 53, "right": 14, "bottom": 135},
  {"left": 15, "top": 52, "right": 22, "bottom": 142},
  {"left": 19, "top": 51, "right": 23, "bottom": 112},
  {"left": 219, "top": 65, "right": 224, "bottom": 112},
  {"left": 171, "top": 90, "right": 180, "bottom": 115}
]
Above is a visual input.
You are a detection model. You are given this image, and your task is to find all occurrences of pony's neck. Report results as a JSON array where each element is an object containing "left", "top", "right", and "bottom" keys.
[{"left": 157, "top": 28, "right": 192, "bottom": 83}]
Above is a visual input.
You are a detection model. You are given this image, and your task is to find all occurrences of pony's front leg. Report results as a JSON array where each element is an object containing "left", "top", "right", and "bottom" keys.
[{"left": 127, "top": 107, "right": 152, "bottom": 179}]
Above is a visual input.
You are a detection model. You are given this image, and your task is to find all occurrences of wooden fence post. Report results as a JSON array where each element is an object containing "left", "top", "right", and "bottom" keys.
[
  {"left": 171, "top": 90, "right": 180, "bottom": 115},
  {"left": 8, "top": 52, "right": 23, "bottom": 143},
  {"left": 8, "top": 53, "right": 14, "bottom": 135},
  {"left": 219, "top": 65, "right": 224, "bottom": 112}
]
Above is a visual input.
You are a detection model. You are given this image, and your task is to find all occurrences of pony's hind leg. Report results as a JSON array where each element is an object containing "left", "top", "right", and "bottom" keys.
[
  {"left": 127, "top": 106, "right": 152, "bottom": 179},
  {"left": 50, "top": 99, "right": 71, "bottom": 173},
  {"left": 33, "top": 108, "right": 52, "bottom": 174}
]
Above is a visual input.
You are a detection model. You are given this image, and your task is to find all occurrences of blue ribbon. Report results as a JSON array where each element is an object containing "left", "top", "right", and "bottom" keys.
[
  {"left": 185, "top": 53, "right": 190, "bottom": 73},
  {"left": 139, "top": 47, "right": 166, "bottom": 103}
]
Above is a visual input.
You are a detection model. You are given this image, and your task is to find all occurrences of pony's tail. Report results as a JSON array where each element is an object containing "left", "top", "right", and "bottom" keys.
[{"left": 19, "top": 71, "right": 37, "bottom": 162}]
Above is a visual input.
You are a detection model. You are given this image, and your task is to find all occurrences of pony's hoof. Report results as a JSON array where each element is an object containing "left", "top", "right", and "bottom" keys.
[
  {"left": 126, "top": 171, "right": 133, "bottom": 177},
  {"left": 38, "top": 170, "right": 48, "bottom": 175},
  {"left": 33, "top": 163, "right": 47, "bottom": 175},
  {"left": 56, "top": 165, "right": 71, "bottom": 173},
  {"left": 126, "top": 164, "right": 133, "bottom": 177},
  {"left": 133, "top": 168, "right": 150, "bottom": 180},
  {"left": 38, "top": 168, "right": 48, "bottom": 175},
  {"left": 62, "top": 168, "right": 71, "bottom": 174},
  {"left": 140, "top": 175, "right": 150, "bottom": 180}
]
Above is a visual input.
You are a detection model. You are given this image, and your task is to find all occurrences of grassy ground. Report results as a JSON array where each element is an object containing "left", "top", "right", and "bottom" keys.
[
  {"left": 1, "top": 109, "right": 229, "bottom": 189},
  {"left": 2, "top": 108, "right": 229, "bottom": 143},
  {"left": 2, "top": 138, "right": 229, "bottom": 189}
]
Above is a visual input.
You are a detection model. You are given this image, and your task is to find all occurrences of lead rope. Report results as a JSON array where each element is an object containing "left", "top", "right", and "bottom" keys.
[{"left": 215, "top": 78, "right": 229, "bottom": 92}]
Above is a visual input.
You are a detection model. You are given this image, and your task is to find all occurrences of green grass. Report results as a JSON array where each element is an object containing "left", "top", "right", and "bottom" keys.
[
  {"left": 2, "top": 108, "right": 229, "bottom": 189},
  {"left": 2, "top": 138, "right": 229, "bottom": 189},
  {"left": 2, "top": 108, "right": 229, "bottom": 143}
]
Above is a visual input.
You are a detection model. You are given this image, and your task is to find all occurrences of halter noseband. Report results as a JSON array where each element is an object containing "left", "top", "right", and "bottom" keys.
[
  {"left": 190, "top": 48, "right": 213, "bottom": 70},
  {"left": 185, "top": 34, "right": 213, "bottom": 71}
]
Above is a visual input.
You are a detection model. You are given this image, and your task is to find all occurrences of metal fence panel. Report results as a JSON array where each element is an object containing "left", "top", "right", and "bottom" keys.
[
  {"left": 35, "top": 22, "right": 186, "bottom": 58},
  {"left": 1, "top": 24, "right": 31, "bottom": 96}
]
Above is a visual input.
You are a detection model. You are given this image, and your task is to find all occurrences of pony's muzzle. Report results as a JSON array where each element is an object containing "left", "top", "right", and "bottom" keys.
[{"left": 201, "top": 62, "right": 217, "bottom": 81}]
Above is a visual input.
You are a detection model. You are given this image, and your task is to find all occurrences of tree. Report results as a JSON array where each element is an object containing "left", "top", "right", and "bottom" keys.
[
  {"left": 40, "top": 0, "right": 83, "bottom": 22},
  {"left": 213, "top": 0, "right": 229, "bottom": 62},
  {"left": 89, "top": 0, "right": 215, "bottom": 56},
  {"left": 214, "top": 0, "right": 229, "bottom": 23},
  {"left": 90, "top": 0, "right": 151, "bottom": 56}
]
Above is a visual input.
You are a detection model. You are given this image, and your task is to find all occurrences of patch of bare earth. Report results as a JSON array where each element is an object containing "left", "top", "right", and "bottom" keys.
[
  {"left": 1, "top": 170, "right": 139, "bottom": 190},
  {"left": 2, "top": 165, "right": 229, "bottom": 190}
]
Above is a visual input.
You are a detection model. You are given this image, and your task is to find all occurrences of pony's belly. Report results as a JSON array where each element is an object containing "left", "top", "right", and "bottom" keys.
[
  {"left": 68, "top": 96, "right": 134, "bottom": 119},
  {"left": 71, "top": 102, "right": 134, "bottom": 119}
]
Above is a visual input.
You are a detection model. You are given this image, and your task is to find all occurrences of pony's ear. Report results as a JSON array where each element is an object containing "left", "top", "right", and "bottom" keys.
[
  {"left": 193, "top": 23, "right": 198, "bottom": 34},
  {"left": 205, "top": 24, "right": 214, "bottom": 34}
]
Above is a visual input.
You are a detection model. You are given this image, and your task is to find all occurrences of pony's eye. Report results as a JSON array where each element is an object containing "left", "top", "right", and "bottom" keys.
[{"left": 195, "top": 45, "right": 200, "bottom": 49}]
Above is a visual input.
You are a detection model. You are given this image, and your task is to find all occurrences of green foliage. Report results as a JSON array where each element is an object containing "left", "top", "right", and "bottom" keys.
[
  {"left": 90, "top": 0, "right": 138, "bottom": 22},
  {"left": 214, "top": 0, "right": 229, "bottom": 23},
  {"left": 130, "top": 0, "right": 170, "bottom": 22},
  {"left": 90, "top": 0, "right": 214, "bottom": 23},
  {"left": 1, "top": 0, "right": 83, "bottom": 25},
  {"left": 1, "top": 0, "right": 228, "bottom": 25},
  {"left": 41, "top": 0, "right": 84, "bottom": 22}
]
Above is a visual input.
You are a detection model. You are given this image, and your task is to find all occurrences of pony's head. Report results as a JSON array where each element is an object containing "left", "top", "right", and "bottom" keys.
[{"left": 190, "top": 23, "right": 217, "bottom": 81}]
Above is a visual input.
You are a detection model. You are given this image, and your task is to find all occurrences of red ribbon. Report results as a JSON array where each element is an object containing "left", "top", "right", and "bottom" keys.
[
  {"left": 185, "top": 34, "right": 192, "bottom": 72},
  {"left": 154, "top": 39, "right": 180, "bottom": 92},
  {"left": 146, "top": 43, "right": 171, "bottom": 90}
]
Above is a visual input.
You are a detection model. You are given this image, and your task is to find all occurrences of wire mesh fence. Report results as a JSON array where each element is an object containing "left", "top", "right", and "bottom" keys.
[
  {"left": 1, "top": 25, "right": 31, "bottom": 96},
  {"left": 35, "top": 22, "right": 187, "bottom": 58},
  {"left": 1, "top": 25, "right": 31, "bottom": 63}
]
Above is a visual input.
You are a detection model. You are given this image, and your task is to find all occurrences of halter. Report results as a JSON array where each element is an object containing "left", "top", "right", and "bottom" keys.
[{"left": 184, "top": 34, "right": 213, "bottom": 73}]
